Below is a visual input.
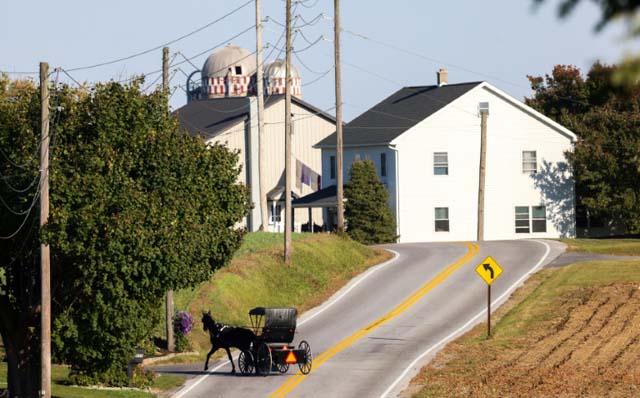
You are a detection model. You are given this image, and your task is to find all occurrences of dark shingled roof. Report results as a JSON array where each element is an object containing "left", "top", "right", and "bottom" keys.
[
  {"left": 316, "top": 82, "right": 482, "bottom": 147},
  {"left": 173, "top": 95, "right": 336, "bottom": 139},
  {"left": 292, "top": 184, "right": 342, "bottom": 208}
]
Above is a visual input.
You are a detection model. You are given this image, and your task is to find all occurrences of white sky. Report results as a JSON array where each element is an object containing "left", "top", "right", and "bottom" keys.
[{"left": 1, "top": 0, "right": 637, "bottom": 121}]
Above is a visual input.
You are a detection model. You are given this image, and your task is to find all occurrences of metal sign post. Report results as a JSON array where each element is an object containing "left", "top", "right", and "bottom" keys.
[{"left": 475, "top": 256, "right": 503, "bottom": 338}]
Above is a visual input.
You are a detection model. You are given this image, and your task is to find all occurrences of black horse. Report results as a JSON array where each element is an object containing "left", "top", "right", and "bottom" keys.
[{"left": 202, "top": 311, "right": 256, "bottom": 373}]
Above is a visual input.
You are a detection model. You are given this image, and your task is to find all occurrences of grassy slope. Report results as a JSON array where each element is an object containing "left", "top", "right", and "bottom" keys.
[
  {"left": 561, "top": 238, "right": 640, "bottom": 255},
  {"left": 173, "top": 232, "right": 391, "bottom": 355},
  {"left": 0, "top": 362, "right": 182, "bottom": 398},
  {"left": 410, "top": 258, "right": 640, "bottom": 397}
]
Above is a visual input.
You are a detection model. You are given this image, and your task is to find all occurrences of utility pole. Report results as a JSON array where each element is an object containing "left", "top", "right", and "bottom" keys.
[
  {"left": 162, "top": 47, "right": 174, "bottom": 352},
  {"left": 256, "top": 0, "right": 268, "bottom": 231},
  {"left": 40, "top": 61, "right": 51, "bottom": 398},
  {"left": 284, "top": 0, "right": 293, "bottom": 263},
  {"left": 477, "top": 103, "right": 489, "bottom": 241},
  {"left": 334, "top": 0, "right": 344, "bottom": 233}
]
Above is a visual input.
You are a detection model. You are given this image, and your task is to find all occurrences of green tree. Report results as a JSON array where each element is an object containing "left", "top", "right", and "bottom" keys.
[
  {"left": 344, "top": 160, "right": 397, "bottom": 244},
  {"left": 0, "top": 76, "right": 250, "bottom": 393},
  {"left": 532, "top": 0, "right": 640, "bottom": 84},
  {"left": 526, "top": 63, "right": 640, "bottom": 233}
]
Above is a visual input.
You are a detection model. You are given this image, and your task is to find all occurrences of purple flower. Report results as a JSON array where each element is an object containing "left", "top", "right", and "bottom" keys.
[{"left": 173, "top": 311, "right": 194, "bottom": 335}]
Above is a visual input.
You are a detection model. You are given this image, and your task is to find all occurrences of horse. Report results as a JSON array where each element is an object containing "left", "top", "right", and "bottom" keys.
[{"left": 202, "top": 311, "right": 256, "bottom": 373}]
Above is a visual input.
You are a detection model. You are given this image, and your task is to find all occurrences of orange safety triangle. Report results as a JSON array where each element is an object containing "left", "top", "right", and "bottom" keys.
[{"left": 285, "top": 351, "right": 297, "bottom": 364}]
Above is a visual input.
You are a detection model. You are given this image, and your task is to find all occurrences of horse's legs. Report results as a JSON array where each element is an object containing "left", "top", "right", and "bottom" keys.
[
  {"left": 225, "top": 347, "right": 236, "bottom": 373},
  {"left": 204, "top": 346, "right": 217, "bottom": 371}
]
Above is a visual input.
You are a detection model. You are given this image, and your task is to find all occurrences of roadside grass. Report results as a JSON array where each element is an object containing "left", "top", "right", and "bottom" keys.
[
  {"left": 561, "top": 238, "right": 640, "bottom": 256},
  {"left": 409, "top": 259, "right": 640, "bottom": 397},
  {"left": 0, "top": 362, "right": 182, "bottom": 397},
  {"left": 172, "top": 232, "right": 391, "bottom": 357}
]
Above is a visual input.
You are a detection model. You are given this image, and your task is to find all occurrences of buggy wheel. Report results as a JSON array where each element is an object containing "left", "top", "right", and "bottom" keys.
[
  {"left": 298, "top": 340, "right": 312, "bottom": 375},
  {"left": 256, "top": 343, "right": 272, "bottom": 376},
  {"left": 238, "top": 350, "right": 254, "bottom": 375},
  {"left": 276, "top": 362, "right": 289, "bottom": 373}
]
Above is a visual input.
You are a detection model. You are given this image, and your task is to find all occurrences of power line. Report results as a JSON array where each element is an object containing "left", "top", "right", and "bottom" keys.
[
  {"left": 302, "top": 67, "right": 333, "bottom": 86},
  {"left": 171, "top": 25, "right": 256, "bottom": 69},
  {"left": 341, "top": 27, "right": 528, "bottom": 92},
  {"left": 64, "top": 0, "right": 254, "bottom": 72},
  {"left": 294, "top": 52, "right": 330, "bottom": 75}
]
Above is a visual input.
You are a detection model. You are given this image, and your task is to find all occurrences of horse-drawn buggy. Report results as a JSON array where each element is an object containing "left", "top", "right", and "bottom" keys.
[{"left": 202, "top": 306, "right": 312, "bottom": 376}]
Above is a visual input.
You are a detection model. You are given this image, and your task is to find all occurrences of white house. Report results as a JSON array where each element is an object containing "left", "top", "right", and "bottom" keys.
[
  {"left": 297, "top": 70, "right": 577, "bottom": 242},
  {"left": 174, "top": 45, "right": 336, "bottom": 232}
]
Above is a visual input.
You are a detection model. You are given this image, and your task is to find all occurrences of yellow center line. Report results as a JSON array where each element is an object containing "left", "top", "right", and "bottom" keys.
[{"left": 270, "top": 242, "right": 480, "bottom": 398}]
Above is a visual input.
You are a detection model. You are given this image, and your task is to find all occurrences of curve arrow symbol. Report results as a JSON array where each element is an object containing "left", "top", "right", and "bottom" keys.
[{"left": 483, "top": 263, "right": 494, "bottom": 279}]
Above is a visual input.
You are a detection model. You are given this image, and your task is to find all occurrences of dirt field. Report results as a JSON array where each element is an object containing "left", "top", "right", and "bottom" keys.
[{"left": 409, "top": 261, "right": 640, "bottom": 398}]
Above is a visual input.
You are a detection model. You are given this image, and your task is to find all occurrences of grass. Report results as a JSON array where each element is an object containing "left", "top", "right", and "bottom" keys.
[
  {"left": 1, "top": 232, "right": 390, "bottom": 395},
  {"left": 561, "top": 238, "right": 640, "bottom": 256},
  {"left": 0, "top": 362, "right": 182, "bottom": 397},
  {"left": 409, "top": 258, "right": 640, "bottom": 397},
  {"left": 173, "top": 232, "right": 391, "bottom": 355}
]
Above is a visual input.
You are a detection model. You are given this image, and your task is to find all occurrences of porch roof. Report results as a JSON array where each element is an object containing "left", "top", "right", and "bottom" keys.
[{"left": 292, "top": 185, "right": 340, "bottom": 208}]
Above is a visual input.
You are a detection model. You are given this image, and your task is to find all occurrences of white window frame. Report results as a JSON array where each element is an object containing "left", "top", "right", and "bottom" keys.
[
  {"left": 515, "top": 206, "right": 530, "bottom": 233},
  {"left": 269, "top": 202, "right": 282, "bottom": 224},
  {"left": 532, "top": 206, "right": 547, "bottom": 233},
  {"left": 434, "top": 152, "right": 448, "bottom": 175},
  {"left": 515, "top": 205, "right": 547, "bottom": 233},
  {"left": 522, "top": 151, "right": 537, "bottom": 174},
  {"left": 435, "top": 207, "right": 449, "bottom": 232}
]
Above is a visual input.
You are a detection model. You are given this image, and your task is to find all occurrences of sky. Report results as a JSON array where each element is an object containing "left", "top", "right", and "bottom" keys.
[{"left": 1, "top": 0, "right": 637, "bottom": 121}]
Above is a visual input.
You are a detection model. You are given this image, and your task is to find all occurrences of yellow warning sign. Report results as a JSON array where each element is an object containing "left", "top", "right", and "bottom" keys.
[{"left": 475, "top": 256, "right": 503, "bottom": 285}]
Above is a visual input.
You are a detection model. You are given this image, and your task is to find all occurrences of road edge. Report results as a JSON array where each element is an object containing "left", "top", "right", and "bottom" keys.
[{"left": 380, "top": 239, "right": 554, "bottom": 398}]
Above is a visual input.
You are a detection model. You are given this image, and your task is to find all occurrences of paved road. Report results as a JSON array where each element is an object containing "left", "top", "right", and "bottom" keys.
[{"left": 163, "top": 240, "right": 563, "bottom": 398}]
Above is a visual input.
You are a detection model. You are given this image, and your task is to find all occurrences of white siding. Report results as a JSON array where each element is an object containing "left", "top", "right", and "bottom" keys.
[
  {"left": 392, "top": 84, "right": 575, "bottom": 242},
  {"left": 205, "top": 119, "right": 247, "bottom": 185},
  {"left": 321, "top": 147, "right": 398, "bottom": 233},
  {"left": 203, "top": 98, "right": 335, "bottom": 231},
  {"left": 262, "top": 99, "right": 336, "bottom": 229}
]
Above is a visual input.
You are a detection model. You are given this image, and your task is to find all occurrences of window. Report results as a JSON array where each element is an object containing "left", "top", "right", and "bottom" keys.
[
  {"left": 522, "top": 151, "right": 537, "bottom": 174},
  {"left": 515, "top": 206, "right": 530, "bottom": 233},
  {"left": 234, "top": 66, "right": 242, "bottom": 75},
  {"left": 380, "top": 153, "right": 387, "bottom": 177},
  {"left": 435, "top": 207, "right": 449, "bottom": 232},
  {"left": 532, "top": 206, "right": 547, "bottom": 232},
  {"left": 434, "top": 152, "right": 448, "bottom": 175},
  {"left": 270, "top": 203, "right": 282, "bottom": 223},
  {"left": 515, "top": 205, "right": 547, "bottom": 233},
  {"left": 330, "top": 156, "right": 336, "bottom": 179}
]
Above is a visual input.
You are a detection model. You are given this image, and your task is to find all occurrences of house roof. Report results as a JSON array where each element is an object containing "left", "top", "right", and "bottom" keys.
[
  {"left": 173, "top": 95, "right": 336, "bottom": 140},
  {"left": 316, "top": 82, "right": 482, "bottom": 148},
  {"left": 292, "top": 185, "right": 339, "bottom": 208}
]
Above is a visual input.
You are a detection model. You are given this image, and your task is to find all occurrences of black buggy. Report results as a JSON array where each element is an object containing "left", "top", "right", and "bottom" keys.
[{"left": 238, "top": 307, "right": 313, "bottom": 376}]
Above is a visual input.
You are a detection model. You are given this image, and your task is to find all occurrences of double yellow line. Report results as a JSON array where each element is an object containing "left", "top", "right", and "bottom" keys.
[{"left": 270, "top": 242, "right": 480, "bottom": 398}]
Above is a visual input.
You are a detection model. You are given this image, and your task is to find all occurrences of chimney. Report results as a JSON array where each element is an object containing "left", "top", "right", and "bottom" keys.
[{"left": 437, "top": 68, "right": 448, "bottom": 86}]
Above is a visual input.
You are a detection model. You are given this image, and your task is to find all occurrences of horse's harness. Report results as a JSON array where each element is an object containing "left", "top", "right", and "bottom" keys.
[{"left": 213, "top": 322, "right": 231, "bottom": 340}]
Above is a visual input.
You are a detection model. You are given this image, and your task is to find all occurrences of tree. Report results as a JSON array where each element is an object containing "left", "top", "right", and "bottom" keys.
[
  {"left": 526, "top": 63, "right": 640, "bottom": 233},
  {"left": 0, "top": 76, "right": 250, "bottom": 392},
  {"left": 344, "top": 160, "right": 397, "bottom": 244},
  {"left": 532, "top": 0, "right": 640, "bottom": 84}
]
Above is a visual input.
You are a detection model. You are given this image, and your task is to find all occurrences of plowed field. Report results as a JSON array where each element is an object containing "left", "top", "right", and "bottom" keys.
[{"left": 408, "top": 260, "right": 640, "bottom": 398}]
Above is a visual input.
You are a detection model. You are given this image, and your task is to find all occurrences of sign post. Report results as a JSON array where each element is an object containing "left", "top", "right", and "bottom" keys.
[{"left": 475, "top": 256, "right": 503, "bottom": 338}]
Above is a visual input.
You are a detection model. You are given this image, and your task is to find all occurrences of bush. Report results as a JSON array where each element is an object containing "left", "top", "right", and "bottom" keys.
[
  {"left": 173, "top": 311, "right": 194, "bottom": 352},
  {"left": 344, "top": 160, "right": 398, "bottom": 244}
]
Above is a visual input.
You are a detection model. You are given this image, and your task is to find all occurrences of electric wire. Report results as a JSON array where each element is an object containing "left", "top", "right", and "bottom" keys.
[
  {"left": 294, "top": 51, "right": 330, "bottom": 75},
  {"left": 64, "top": 0, "right": 254, "bottom": 72},
  {"left": 302, "top": 67, "right": 333, "bottom": 86}
]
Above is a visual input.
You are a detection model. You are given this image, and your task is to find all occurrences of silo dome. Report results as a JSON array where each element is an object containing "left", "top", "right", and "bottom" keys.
[
  {"left": 202, "top": 44, "right": 256, "bottom": 78},
  {"left": 201, "top": 44, "right": 256, "bottom": 98},
  {"left": 264, "top": 59, "right": 301, "bottom": 80},
  {"left": 264, "top": 59, "right": 302, "bottom": 97}
]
